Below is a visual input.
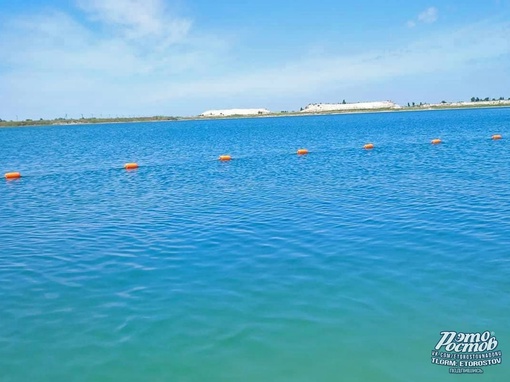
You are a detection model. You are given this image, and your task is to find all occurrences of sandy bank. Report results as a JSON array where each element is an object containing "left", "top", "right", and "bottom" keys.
[
  {"left": 422, "top": 100, "right": 510, "bottom": 108},
  {"left": 300, "top": 101, "right": 401, "bottom": 113},
  {"left": 200, "top": 108, "right": 271, "bottom": 117}
]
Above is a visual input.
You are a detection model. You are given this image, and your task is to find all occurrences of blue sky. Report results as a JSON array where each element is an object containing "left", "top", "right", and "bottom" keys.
[{"left": 1, "top": 0, "right": 509, "bottom": 119}]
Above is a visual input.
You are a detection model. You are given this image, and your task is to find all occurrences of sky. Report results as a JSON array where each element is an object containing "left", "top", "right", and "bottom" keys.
[{"left": 1, "top": 0, "right": 509, "bottom": 120}]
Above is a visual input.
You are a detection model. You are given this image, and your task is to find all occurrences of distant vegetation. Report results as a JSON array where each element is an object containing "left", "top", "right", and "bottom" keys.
[
  {"left": 0, "top": 116, "right": 178, "bottom": 128},
  {"left": 470, "top": 96, "right": 510, "bottom": 102}
]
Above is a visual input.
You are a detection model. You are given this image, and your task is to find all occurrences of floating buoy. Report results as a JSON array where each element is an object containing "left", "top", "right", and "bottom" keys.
[
  {"left": 364, "top": 143, "right": 374, "bottom": 150},
  {"left": 297, "top": 149, "right": 309, "bottom": 155},
  {"left": 5, "top": 172, "right": 21, "bottom": 180},
  {"left": 219, "top": 155, "right": 232, "bottom": 161},
  {"left": 124, "top": 163, "right": 139, "bottom": 170},
  {"left": 492, "top": 134, "right": 502, "bottom": 140},
  {"left": 431, "top": 139, "right": 442, "bottom": 145}
]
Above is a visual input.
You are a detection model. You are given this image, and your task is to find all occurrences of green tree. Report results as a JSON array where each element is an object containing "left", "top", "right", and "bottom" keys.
[{"left": 471, "top": 97, "right": 476, "bottom": 102}]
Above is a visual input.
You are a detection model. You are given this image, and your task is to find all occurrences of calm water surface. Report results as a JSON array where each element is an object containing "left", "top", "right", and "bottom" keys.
[{"left": 1, "top": 109, "right": 509, "bottom": 381}]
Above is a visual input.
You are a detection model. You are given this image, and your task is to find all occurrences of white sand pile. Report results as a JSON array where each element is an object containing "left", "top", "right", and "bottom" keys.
[
  {"left": 300, "top": 101, "right": 401, "bottom": 113},
  {"left": 200, "top": 108, "right": 271, "bottom": 117}
]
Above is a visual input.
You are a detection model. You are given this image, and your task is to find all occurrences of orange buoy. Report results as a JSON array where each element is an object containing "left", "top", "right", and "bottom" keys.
[
  {"left": 219, "top": 155, "right": 232, "bottom": 161},
  {"left": 364, "top": 143, "right": 374, "bottom": 150},
  {"left": 124, "top": 163, "right": 139, "bottom": 170},
  {"left": 297, "top": 148, "right": 309, "bottom": 155},
  {"left": 5, "top": 172, "right": 21, "bottom": 180},
  {"left": 492, "top": 134, "right": 502, "bottom": 140},
  {"left": 431, "top": 139, "right": 442, "bottom": 145}
]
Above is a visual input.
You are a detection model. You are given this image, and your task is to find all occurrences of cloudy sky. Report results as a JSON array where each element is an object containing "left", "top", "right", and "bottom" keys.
[{"left": 1, "top": 0, "right": 509, "bottom": 120}]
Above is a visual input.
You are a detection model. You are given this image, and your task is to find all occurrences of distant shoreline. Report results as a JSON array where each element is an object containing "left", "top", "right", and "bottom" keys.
[{"left": 1, "top": 103, "right": 510, "bottom": 128}]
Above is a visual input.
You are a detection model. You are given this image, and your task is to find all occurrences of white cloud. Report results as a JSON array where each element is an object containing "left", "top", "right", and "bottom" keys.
[
  {"left": 132, "top": 20, "right": 510, "bottom": 106},
  {"left": 407, "top": 6, "right": 439, "bottom": 28},
  {"left": 0, "top": 2, "right": 231, "bottom": 119},
  {"left": 0, "top": 3, "right": 227, "bottom": 77},
  {"left": 418, "top": 7, "right": 439, "bottom": 23},
  {"left": 0, "top": 3, "right": 509, "bottom": 120},
  {"left": 76, "top": 0, "right": 191, "bottom": 44}
]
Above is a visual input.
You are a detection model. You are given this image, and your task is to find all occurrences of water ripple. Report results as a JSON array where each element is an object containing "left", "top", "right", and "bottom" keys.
[{"left": 1, "top": 109, "right": 509, "bottom": 381}]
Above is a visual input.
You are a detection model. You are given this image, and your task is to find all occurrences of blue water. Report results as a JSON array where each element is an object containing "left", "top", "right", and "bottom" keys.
[{"left": 1, "top": 109, "right": 509, "bottom": 381}]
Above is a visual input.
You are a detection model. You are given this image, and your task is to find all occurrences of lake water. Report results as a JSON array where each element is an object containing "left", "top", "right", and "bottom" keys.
[{"left": 1, "top": 109, "right": 509, "bottom": 381}]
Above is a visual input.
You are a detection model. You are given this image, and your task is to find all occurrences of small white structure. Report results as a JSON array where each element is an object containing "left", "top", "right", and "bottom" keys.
[
  {"left": 300, "top": 101, "right": 401, "bottom": 113},
  {"left": 200, "top": 108, "right": 271, "bottom": 117}
]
